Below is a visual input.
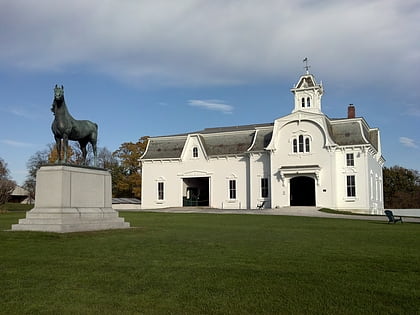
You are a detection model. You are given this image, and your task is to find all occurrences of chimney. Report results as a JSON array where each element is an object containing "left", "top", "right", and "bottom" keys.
[{"left": 348, "top": 104, "right": 355, "bottom": 119}]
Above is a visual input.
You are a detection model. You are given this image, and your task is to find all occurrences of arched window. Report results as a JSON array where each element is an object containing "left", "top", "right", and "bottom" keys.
[
  {"left": 293, "top": 139, "right": 298, "bottom": 153},
  {"left": 298, "top": 135, "right": 304, "bottom": 152},
  {"left": 192, "top": 147, "right": 198, "bottom": 158},
  {"left": 306, "top": 97, "right": 311, "bottom": 107},
  {"left": 301, "top": 98, "right": 305, "bottom": 108},
  {"left": 305, "top": 138, "right": 310, "bottom": 152}
]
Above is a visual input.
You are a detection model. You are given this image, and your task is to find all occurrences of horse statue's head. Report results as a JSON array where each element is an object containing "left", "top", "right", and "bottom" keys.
[
  {"left": 51, "top": 84, "right": 64, "bottom": 114},
  {"left": 54, "top": 84, "right": 64, "bottom": 101}
]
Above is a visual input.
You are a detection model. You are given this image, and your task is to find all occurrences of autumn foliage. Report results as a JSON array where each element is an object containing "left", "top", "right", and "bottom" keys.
[{"left": 111, "top": 136, "right": 148, "bottom": 199}]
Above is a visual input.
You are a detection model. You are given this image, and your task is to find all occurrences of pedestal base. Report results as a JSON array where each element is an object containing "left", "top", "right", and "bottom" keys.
[{"left": 12, "top": 165, "right": 130, "bottom": 233}]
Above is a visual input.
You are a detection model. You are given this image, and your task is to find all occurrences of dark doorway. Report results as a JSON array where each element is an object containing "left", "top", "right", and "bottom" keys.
[
  {"left": 290, "top": 176, "right": 315, "bottom": 206},
  {"left": 183, "top": 177, "right": 209, "bottom": 207}
]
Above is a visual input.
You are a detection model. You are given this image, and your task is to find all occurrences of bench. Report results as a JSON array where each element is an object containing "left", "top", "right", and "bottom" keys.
[
  {"left": 384, "top": 210, "right": 403, "bottom": 224},
  {"left": 257, "top": 201, "right": 266, "bottom": 210}
]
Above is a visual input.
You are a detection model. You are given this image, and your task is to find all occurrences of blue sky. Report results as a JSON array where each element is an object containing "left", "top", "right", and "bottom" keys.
[{"left": 1, "top": 0, "right": 419, "bottom": 185}]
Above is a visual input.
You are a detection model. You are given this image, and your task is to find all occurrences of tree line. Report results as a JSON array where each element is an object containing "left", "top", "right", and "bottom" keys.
[
  {"left": 383, "top": 166, "right": 420, "bottom": 209},
  {"left": 1, "top": 143, "right": 419, "bottom": 209}
]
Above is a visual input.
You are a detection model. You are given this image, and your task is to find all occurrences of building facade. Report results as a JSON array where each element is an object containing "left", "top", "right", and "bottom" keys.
[{"left": 141, "top": 71, "right": 385, "bottom": 214}]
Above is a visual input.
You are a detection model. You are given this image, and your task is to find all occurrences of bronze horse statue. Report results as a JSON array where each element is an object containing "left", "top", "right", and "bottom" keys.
[{"left": 51, "top": 85, "right": 98, "bottom": 166}]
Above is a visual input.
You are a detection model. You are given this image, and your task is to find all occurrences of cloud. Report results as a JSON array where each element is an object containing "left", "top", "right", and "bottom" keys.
[
  {"left": 0, "top": 139, "right": 35, "bottom": 148},
  {"left": 3, "top": 107, "right": 33, "bottom": 119},
  {"left": 399, "top": 137, "right": 418, "bottom": 149},
  {"left": 188, "top": 99, "right": 233, "bottom": 114},
  {"left": 0, "top": 1, "right": 419, "bottom": 87},
  {"left": 403, "top": 104, "right": 420, "bottom": 117}
]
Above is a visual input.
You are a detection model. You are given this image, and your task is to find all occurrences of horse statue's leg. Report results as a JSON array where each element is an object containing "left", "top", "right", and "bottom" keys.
[
  {"left": 55, "top": 136, "right": 62, "bottom": 164},
  {"left": 91, "top": 124, "right": 98, "bottom": 167},
  {"left": 62, "top": 135, "right": 69, "bottom": 163},
  {"left": 79, "top": 140, "right": 88, "bottom": 165},
  {"left": 92, "top": 141, "right": 97, "bottom": 167}
]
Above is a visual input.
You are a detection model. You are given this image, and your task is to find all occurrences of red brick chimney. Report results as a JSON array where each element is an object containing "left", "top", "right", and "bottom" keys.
[{"left": 348, "top": 104, "right": 355, "bottom": 119}]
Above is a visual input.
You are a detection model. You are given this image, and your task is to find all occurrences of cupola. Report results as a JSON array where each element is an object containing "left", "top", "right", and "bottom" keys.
[{"left": 290, "top": 59, "right": 323, "bottom": 114}]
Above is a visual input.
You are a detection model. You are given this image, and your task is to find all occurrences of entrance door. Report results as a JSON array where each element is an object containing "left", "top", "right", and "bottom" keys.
[
  {"left": 290, "top": 176, "right": 315, "bottom": 206},
  {"left": 183, "top": 177, "right": 210, "bottom": 207}
]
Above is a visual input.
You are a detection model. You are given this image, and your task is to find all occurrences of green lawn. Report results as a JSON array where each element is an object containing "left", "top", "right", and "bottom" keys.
[{"left": 1, "top": 211, "right": 419, "bottom": 314}]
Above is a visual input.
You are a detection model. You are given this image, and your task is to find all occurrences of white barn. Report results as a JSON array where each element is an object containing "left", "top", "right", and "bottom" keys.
[{"left": 141, "top": 70, "right": 385, "bottom": 214}]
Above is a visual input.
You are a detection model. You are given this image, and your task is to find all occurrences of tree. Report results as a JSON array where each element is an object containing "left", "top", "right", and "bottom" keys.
[
  {"left": 97, "top": 147, "right": 118, "bottom": 170},
  {"left": 383, "top": 166, "right": 420, "bottom": 208},
  {"left": 23, "top": 148, "right": 50, "bottom": 200},
  {"left": 112, "top": 136, "right": 148, "bottom": 199},
  {"left": 48, "top": 143, "right": 81, "bottom": 164},
  {"left": 0, "top": 158, "right": 16, "bottom": 205}
]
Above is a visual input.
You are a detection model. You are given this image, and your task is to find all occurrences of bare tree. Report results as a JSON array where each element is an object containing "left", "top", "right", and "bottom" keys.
[
  {"left": 23, "top": 148, "right": 50, "bottom": 200},
  {"left": 97, "top": 147, "right": 118, "bottom": 170},
  {"left": 0, "top": 158, "right": 16, "bottom": 205}
]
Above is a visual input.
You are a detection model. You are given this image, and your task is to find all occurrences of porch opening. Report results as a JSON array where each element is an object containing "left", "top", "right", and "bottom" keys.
[
  {"left": 182, "top": 177, "right": 209, "bottom": 207},
  {"left": 290, "top": 176, "right": 316, "bottom": 206}
]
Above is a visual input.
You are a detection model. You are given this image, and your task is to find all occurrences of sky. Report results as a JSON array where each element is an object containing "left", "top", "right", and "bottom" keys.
[{"left": 1, "top": 0, "right": 419, "bottom": 185}]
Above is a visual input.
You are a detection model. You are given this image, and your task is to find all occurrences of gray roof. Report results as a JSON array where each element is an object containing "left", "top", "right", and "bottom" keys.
[
  {"left": 328, "top": 121, "right": 366, "bottom": 146},
  {"left": 200, "top": 132, "right": 254, "bottom": 156},
  {"left": 328, "top": 119, "right": 378, "bottom": 149},
  {"left": 141, "top": 124, "right": 274, "bottom": 159},
  {"left": 369, "top": 129, "right": 379, "bottom": 151},
  {"left": 142, "top": 136, "right": 187, "bottom": 159},
  {"left": 141, "top": 117, "right": 379, "bottom": 160}
]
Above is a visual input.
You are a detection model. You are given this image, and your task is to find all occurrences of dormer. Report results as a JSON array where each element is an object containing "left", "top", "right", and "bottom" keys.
[{"left": 290, "top": 72, "right": 323, "bottom": 114}]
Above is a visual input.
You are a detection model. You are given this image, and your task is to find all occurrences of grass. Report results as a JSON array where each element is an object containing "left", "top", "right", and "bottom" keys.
[
  {"left": 1, "top": 211, "right": 419, "bottom": 314},
  {"left": 0, "top": 202, "right": 33, "bottom": 213}
]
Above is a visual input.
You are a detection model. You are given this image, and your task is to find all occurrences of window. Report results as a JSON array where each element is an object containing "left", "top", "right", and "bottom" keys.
[
  {"left": 346, "top": 175, "right": 356, "bottom": 197},
  {"left": 229, "top": 180, "right": 236, "bottom": 199},
  {"left": 261, "top": 178, "right": 269, "bottom": 198},
  {"left": 307, "top": 97, "right": 311, "bottom": 107},
  {"left": 301, "top": 97, "right": 306, "bottom": 108},
  {"left": 158, "top": 182, "right": 164, "bottom": 200},
  {"left": 305, "top": 138, "right": 310, "bottom": 152},
  {"left": 292, "top": 135, "right": 311, "bottom": 154},
  {"left": 293, "top": 139, "right": 298, "bottom": 153},
  {"left": 192, "top": 147, "right": 198, "bottom": 158},
  {"left": 346, "top": 153, "right": 354, "bottom": 166},
  {"left": 299, "top": 135, "right": 304, "bottom": 152}
]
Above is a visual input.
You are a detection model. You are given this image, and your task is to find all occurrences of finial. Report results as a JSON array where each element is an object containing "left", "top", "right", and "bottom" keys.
[{"left": 303, "top": 57, "right": 310, "bottom": 74}]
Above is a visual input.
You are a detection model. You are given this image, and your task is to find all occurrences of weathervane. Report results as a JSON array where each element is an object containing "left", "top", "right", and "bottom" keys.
[{"left": 303, "top": 57, "right": 310, "bottom": 74}]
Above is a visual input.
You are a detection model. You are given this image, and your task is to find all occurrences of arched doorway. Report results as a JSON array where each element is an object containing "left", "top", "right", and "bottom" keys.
[{"left": 290, "top": 176, "right": 316, "bottom": 206}]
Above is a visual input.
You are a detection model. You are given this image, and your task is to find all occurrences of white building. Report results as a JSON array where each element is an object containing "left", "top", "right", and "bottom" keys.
[{"left": 140, "top": 70, "right": 385, "bottom": 214}]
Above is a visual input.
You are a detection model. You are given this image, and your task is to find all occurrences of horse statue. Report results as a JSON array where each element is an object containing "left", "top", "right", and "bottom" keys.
[{"left": 51, "top": 85, "right": 98, "bottom": 166}]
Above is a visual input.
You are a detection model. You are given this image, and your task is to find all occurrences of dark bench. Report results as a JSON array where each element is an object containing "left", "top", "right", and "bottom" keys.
[
  {"left": 384, "top": 210, "right": 403, "bottom": 224},
  {"left": 257, "top": 201, "right": 266, "bottom": 210}
]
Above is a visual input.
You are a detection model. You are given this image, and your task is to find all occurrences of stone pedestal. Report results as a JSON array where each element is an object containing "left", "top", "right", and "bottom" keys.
[{"left": 12, "top": 165, "right": 130, "bottom": 233}]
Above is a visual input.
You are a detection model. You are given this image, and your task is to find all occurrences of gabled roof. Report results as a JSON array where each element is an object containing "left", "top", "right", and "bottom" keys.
[{"left": 295, "top": 74, "right": 316, "bottom": 88}]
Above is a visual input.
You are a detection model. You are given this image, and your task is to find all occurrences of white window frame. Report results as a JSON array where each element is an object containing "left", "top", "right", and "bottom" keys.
[
  {"left": 346, "top": 153, "right": 354, "bottom": 167},
  {"left": 346, "top": 175, "right": 356, "bottom": 198},
  {"left": 229, "top": 179, "right": 237, "bottom": 200},
  {"left": 291, "top": 135, "right": 311, "bottom": 154},
  {"left": 261, "top": 177, "right": 269, "bottom": 198},
  {"left": 157, "top": 182, "right": 165, "bottom": 200},
  {"left": 192, "top": 147, "right": 199, "bottom": 158}
]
